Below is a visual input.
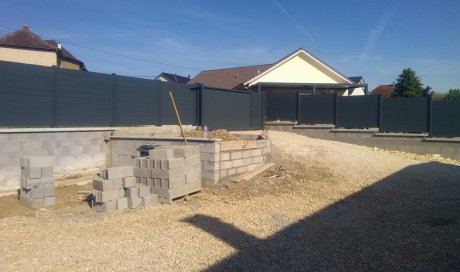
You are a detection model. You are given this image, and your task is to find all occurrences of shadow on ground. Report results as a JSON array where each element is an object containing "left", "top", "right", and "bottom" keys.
[{"left": 183, "top": 162, "right": 460, "bottom": 271}]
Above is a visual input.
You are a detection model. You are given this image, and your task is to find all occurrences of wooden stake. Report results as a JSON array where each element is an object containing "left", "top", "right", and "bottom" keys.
[{"left": 168, "top": 91, "right": 188, "bottom": 145}]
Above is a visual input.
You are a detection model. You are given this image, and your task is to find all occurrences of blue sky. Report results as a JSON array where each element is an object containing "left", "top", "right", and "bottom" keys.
[{"left": 1, "top": 0, "right": 459, "bottom": 92}]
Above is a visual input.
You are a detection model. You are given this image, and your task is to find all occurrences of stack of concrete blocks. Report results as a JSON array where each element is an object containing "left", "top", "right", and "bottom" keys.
[
  {"left": 93, "top": 165, "right": 158, "bottom": 213},
  {"left": 19, "top": 156, "right": 56, "bottom": 209},
  {"left": 133, "top": 145, "right": 202, "bottom": 204}
]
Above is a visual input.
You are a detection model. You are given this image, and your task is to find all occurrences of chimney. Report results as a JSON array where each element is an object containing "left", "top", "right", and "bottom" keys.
[
  {"left": 235, "top": 73, "right": 239, "bottom": 79},
  {"left": 188, "top": 75, "right": 190, "bottom": 79},
  {"left": 22, "top": 25, "right": 29, "bottom": 31},
  {"left": 57, "top": 42, "right": 62, "bottom": 50}
]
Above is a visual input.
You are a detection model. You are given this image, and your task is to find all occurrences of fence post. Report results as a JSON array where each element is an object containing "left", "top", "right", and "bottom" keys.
[
  {"left": 334, "top": 93, "right": 338, "bottom": 128},
  {"left": 296, "top": 91, "right": 300, "bottom": 124},
  {"left": 50, "top": 66, "right": 57, "bottom": 128},
  {"left": 378, "top": 94, "right": 383, "bottom": 132},
  {"left": 198, "top": 86, "right": 204, "bottom": 127},
  {"left": 157, "top": 80, "right": 162, "bottom": 125},
  {"left": 111, "top": 73, "right": 117, "bottom": 127},
  {"left": 427, "top": 95, "right": 433, "bottom": 137}
]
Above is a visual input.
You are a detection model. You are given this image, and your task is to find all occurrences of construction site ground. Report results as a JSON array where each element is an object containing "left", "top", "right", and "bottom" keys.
[{"left": 1, "top": 130, "right": 459, "bottom": 271}]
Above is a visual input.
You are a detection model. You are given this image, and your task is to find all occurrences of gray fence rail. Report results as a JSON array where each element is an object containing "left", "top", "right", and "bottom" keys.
[
  {"left": 0, "top": 61, "right": 262, "bottom": 130},
  {"left": 266, "top": 90, "right": 460, "bottom": 137}
]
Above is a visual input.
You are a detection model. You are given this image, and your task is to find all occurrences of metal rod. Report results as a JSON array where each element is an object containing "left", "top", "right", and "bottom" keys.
[{"left": 168, "top": 91, "right": 188, "bottom": 145}]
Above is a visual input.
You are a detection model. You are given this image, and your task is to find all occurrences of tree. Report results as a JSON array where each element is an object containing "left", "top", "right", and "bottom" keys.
[
  {"left": 445, "top": 89, "right": 460, "bottom": 101},
  {"left": 391, "top": 68, "right": 423, "bottom": 97}
]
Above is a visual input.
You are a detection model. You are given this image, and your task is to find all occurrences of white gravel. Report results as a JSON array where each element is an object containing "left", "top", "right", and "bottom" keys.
[{"left": 1, "top": 130, "right": 459, "bottom": 271}]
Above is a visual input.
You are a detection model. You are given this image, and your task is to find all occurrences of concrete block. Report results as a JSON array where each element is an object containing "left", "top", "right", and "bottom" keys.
[
  {"left": 94, "top": 188, "right": 125, "bottom": 202},
  {"left": 135, "top": 177, "right": 141, "bottom": 184},
  {"left": 200, "top": 152, "right": 218, "bottom": 162},
  {"left": 168, "top": 176, "right": 187, "bottom": 189},
  {"left": 253, "top": 149, "right": 263, "bottom": 156},
  {"left": 21, "top": 167, "right": 42, "bottom": 179},
  {"left": 228, "top": 168, "right": 237, "bottom": 176},
  {"left": 241, "top": 150, "right": 254, "bottom": 158},
  {"left": 93, "top": 177, "right": 113, "bottom": 191},
  {"left": 172, "top": 145, "right": 200, "bottom": 158},
  {"left": 232, "top": 159, "right": 244, "bottom": 168},
  {"left": 204, "top": 161, "right": 219, "bottom": 171},
  {"left": 243, "top": 157, "right": 254, "bottom": 165},
  {"left": 138, "top": 186, "right": 151, "bottom": 197},
  {"left": 133, "top": 158, "right": 142, "bottom": 168},
  {"left": 162, "top": 158, "right": 186, "bottom": 170},
  {"left": 220, "top": 169, "right": 228, "bottom": 178},
  {"left": 102, "top": 166, "right": 134, "bottom": 179},
  {"left": 112, "top": 178, "right": 123, "bottom": 190},
  {"left": 230, "top": 151, "right": 243, "bottom": 160},
  {"left": 21, "top": 197, "right": 44, "bottom": 209},
  {"left": 125, "top": 187, "right": 138, "bottom": 198},
  {"left": 116, "top": 197, "right": 128, "bottom": 210},
  {"left": 20, "top": 156, "right": 56, "bottom": 168},
  {"left": 122, "top": 176, "right": 136, "bottom": 188},
  {"left": 141, "top": 177, "right": 148, "bottom": 185},
  {"left": 30, "top": 187, "right": 44, "bottom": 199},
  {"left": 257, "top": 140, "right": 267, "bottom": 148},
  {"left": 220, "top": 152, "right": 230, "bottom": 161},
  {"left": 200, "top": 143, "right": 220, "bottom": 153},
  {"left": 41, "top": 166, "right": 53, "bottom": 178},
  {"left": 140, "top": 158, "right": 148, "bottom": 168},
  {"left": 93, "top": 200, "right": 116, "bottom": 213},
  {"left": 237, "top": 166, "right": 248, "bottom": 174},
  {"left": 220, "top": 161, "right": 233, "bottom": 170},
  {"left": 43, "top": 196, "right": 55, "bottom": 206},
  {"left": 43, "top": 186, "right": 55, "bottom": 197},
  {"left": 149, "top": 148, "right": 174, "bottom": 160},
  {"left": 151, "top": 167, "right": 186, "bottom": 179},
  {"left": 253, "top": 156, "right": 264, "bottom": 164},
  {"left": 134, "top": 167, "right": 151, "bottom": 178},
  {"left": 128, "top": 197, "right": 142, "bottom": 209},
  {"left": 141, "top": 194, "right": 158, "bottom": 207}
]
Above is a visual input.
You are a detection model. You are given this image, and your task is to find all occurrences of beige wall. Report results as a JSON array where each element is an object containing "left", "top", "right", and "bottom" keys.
[
  {"left": 0, "top": 47, "right": 57, "bottom": 67},
  {"left": 60, "top": 60, "right": 80, "bottom": 70},
  {"left": 248, "top": 54, "right": 348, "bottom": 86},
  {"left": 349, "top": 87, "right": 365, "bottom": 96}
]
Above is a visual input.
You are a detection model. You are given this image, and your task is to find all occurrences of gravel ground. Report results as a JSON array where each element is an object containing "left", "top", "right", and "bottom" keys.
[{"left": 1, "top": 130, "right": 459, "bottom": 271}]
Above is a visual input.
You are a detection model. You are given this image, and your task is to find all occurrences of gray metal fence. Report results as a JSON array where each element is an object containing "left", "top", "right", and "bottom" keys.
[
  {"left": 337, "top": 96, "right": 379, "bottom": 128},
  {"left": 0, "top": 61, "right": 263, "bottom": 130}
]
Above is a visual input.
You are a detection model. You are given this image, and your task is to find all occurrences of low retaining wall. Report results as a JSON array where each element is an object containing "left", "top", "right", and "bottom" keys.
[
  {"left": 109, "top": 136, "right": 272, "bottom": 187},
  {"left": 266, "top": 124, "right": 460, "bottom": 160},
  {"left": 0, "top": 126, "right": 196, "bottom": 192}
]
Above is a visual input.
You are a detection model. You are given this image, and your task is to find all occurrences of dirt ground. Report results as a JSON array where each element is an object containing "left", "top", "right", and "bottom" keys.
[{"left": 1, "top": 130, "right": 459, "bottom": 271}]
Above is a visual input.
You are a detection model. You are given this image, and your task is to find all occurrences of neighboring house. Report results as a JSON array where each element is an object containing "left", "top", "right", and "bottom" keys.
[
  {"left": 189, "top": 48, "right": 367, "bottom": 95},
  {"left": 348, "top": 76, "right": 367, "bottom": 95},
  {"left": 154, "top": 72, "right": 190, "bottom": 84},
  {"left": 0, "top": 25, "right": 86, "bottom": 70},
  {"left": 370, "top": 85, "right": 394, "bottom": 98}
]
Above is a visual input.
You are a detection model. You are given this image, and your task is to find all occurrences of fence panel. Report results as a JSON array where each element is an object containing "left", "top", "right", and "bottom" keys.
[
  {"left": 266, "top": 92, "right": 297, "bottom": 121},
  {"left": 159, "top": 81, "right": 197, "bottom": 125},
  {"left": 381, "top": 97, "right": 428, "bottom": 133},
  {"left": 337, "top": 95, "right": 379, "bottom": 128},
  {"left": 250, "top": 92, "right": 263, "bottom": 130},
  {"left": 299, "top": 94, "right": 335, "bottom": 125},
  {"left": 202, "top": 88, "right": 251, "bottom": 130},
  {"left": 432, "top": 100, "right": 460, "bottom": 137},
  {"left": 115, "top": 75, "right": 158, "bottom": 126},
  {"left": 56, "top": 69, "right": 113, "bottom": 126},
  {"left": 0, "top": 61, "right": 52, "bottom": 126}
]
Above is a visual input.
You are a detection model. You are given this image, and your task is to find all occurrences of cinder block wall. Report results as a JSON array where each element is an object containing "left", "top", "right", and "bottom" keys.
[
  {"left": 0, "top": 128, "right": 111, "bottom": 191},
  {"left": 266, "top": 124, "right": 460, "bottom": 160},
  {"left": 219, "top": 140, "right": 272, "bottom": 179},
  {"left": 109, "top": 136, "right": 272, "bottom": 187}
]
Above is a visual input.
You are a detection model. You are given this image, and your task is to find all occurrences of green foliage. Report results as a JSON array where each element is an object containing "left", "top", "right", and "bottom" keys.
[
  {"left": 445, "top": 89, "right": 460, "bottom": 101},
  {"left": 391, "top": 68, "right": 423, "bottom": 97}
]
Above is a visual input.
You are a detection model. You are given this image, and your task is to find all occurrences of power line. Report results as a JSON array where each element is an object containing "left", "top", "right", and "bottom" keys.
[{"left": 0, "top": 24, "right": 203, "bottom": 71}]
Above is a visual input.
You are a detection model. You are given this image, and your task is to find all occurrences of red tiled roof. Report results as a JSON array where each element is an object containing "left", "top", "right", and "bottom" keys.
[
  {"left": 188, "top": 63, "right": 273, "bottom": 89},
  {"left": 0, "top": 25, "right": 85, "bottom": 67},
  {"left": 370, "top": 85, "right": 394, "bottom": 98}
]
